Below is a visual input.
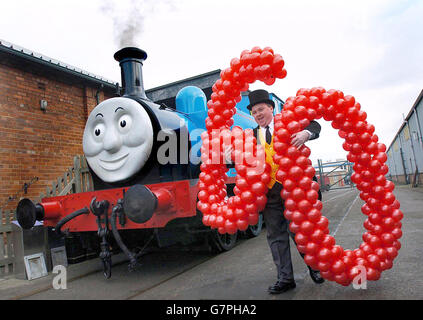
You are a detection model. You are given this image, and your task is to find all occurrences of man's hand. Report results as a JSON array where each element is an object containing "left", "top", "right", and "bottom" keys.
[{"left": 291, "top": 130, "right": 311, "bottom": 148}]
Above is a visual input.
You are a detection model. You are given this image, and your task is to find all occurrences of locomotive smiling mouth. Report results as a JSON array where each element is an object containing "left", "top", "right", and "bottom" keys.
[{"left": 99, "top": 153, "right": 129, "bottom": 171}]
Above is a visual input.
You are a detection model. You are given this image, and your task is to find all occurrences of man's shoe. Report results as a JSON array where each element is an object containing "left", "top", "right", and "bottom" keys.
[
  {"left": 309, "top": 268, "right": 325, "bottom": 284},
  {"left": 268, "top": 281, "right": 296, "bottom": 294}
]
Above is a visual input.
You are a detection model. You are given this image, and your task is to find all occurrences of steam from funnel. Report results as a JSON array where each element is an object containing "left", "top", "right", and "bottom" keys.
[{"left": 100, "top": 0, "right": 176, "bottom": 48}]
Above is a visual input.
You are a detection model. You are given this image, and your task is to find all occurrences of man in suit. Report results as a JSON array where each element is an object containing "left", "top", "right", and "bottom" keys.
[{"left": 247, "top": 89, "right": 324, "bottom": 294}]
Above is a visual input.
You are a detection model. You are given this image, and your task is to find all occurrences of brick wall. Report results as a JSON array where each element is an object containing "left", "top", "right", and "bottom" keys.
[{"left": 0, "top": 58, "right": 114, "bottom": 211}]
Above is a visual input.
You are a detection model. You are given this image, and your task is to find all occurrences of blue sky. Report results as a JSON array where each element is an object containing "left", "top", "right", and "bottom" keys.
[{"left": 1, "top": 0, "right": 422, "bottom": 165}]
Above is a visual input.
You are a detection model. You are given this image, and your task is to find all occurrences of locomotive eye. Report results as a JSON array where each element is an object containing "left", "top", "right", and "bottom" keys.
[
  {"left": 117, "top": 114, "right": 132, "bottom": 134},
  {"left": 93, "top": 123, "right": 105, "bottom": 142}
]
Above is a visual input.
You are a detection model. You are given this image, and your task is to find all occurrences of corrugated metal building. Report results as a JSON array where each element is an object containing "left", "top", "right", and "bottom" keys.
[{"left": 386, "top": 89, "right": 423, "bottom": 186}]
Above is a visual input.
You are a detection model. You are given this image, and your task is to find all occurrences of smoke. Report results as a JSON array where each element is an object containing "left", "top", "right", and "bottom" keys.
[{"left": 100, "top": 0, "right": 177, "bottom": 49}]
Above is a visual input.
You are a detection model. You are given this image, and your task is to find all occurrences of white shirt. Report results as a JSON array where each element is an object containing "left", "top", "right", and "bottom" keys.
[
  {"left": 259, "top": 119, "right": 313, "bottom": 141},
  {"left": 259, "top": 119, "right": 274, "bottom": 138}
]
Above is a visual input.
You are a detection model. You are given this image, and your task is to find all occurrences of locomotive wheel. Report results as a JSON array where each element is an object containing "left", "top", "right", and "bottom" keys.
[
  {"left": 209, "top": 229, "right": 237, "bottom": 253},
  {"left": 245, "top": 213, "right": 263, "bottom": 238}
]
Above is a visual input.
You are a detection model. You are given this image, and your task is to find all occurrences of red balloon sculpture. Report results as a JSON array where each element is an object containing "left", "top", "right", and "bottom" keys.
[{"left": 198, "top": 46, "right": 403, "bottom": 286}]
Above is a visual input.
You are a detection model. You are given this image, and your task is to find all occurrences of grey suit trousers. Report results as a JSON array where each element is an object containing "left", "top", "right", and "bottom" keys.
[{"left": 262, "top": 182, "right": 297, "bottom": 283}]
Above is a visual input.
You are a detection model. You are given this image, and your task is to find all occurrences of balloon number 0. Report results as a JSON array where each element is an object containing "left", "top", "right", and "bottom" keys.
[{"left": 198, "top": 47, "right": 403, "bottom": 286}]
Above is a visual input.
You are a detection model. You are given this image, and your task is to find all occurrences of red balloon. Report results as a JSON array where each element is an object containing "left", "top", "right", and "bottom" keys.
[
  {"left": 290, "top": 188, "right": 305, "bottom": 201},
  {"left": 304, "top": 254, "right": 318, "bottom": 269},
  {"left": 300, "top": 221, "right": 315, "bottom": 235},
  {"left": 316, "top": 216, "right": 329, "bottom": 231},
  {"left": 306, "top": 189, "right": 319, "bottom": 203},
  {"left": 381, "top": 233, "right": 395, "bottom": 246},
  {"left": 321, "top": 234, "right": 335, "bottom": 248},
  {"left": 393, "top": 240, "right": 401, "bottom": 250},
  {"left": 216, "top": 215, "right": 226, "bottom": 228},
  {"left": 291, "top": 211, "right": 306, "bottom": 224},
  {"left": 246, "top": 212, "right": 258, "bottom": 225},
  {"left": 332, "top": 245, "right": 344, "bottom": 259},
  {"left": 298, "top": 177, "right": 312, "bottom": 190},
  {"left": 199, "top": 53, "right": 402, "bottom": 288},
  {"left": 240, "top": 191, "right": 255, "bottom": 204},
  {"left": 244, "top": 203, "right": 258, "bottom": 215},
  {"left": 355, "top": 258, "right": 369, "bottom": 268},
  {"left": 289, "top": 166, "right": 304, "bottom": 180},
  {"left": 367, "top": 254, "right": 381, "bottom": 270},
  {"left": 366, "top": 268, "right": 381, "bottom": 281},
  {"left": 236, "top": 219, "right": 249, "bottom": 231},
  {"left": 313, "top": 200, "right": 323, "bottom": 211},
  {"left": 225, "top": 220, "right": 237, "bottom": 235},
  {"left": 251, "top": 182, "right": 266, "bottom": 195},
  {"left": 331, "top": 260, "right": 346, "bottom": 275},
  {"left": 295, "top": 232, "right": 309, "bottom": 246},
  {"left": 289, "top": 221, "right": 301, "bottom": 234},
  {"left": 318, "top": 248, "right": 333, "bottom": 262},
  {"left": 303, "top": 166, "right": 316, "bottom": 178},
  {"left": 286, "top": 146, "right": 301, "bottom": 159},
  {"left": 307, "top": 208, "right": 321, "bottom": 223},
  {"left": 382, "top": 217, "right": 396, "bottom": 230},
  {"left": 306, "top": 242, "right": 320, "bottom": 255},
  {"left": 300, "top": 146, "right": 312, "bottom": 157},
  {"left": 310, "top": 229, "right": 326, "bottom": 243},
  {"left": 392, "top": 209, "right": 403, "bottom": 222},
  {"left": 297, "top": 200, "right": 312, "bottom": 214}
]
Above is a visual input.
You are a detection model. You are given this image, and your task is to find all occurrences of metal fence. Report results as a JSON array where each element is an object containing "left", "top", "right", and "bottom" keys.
[
  {"left": 36, "top": 155, "right": 93, "bottom": 202},
  {"left": 315, "top": 159, "right": 354, "bottom": 191},
  {"left": 0, "top": 211, "right": 14, "bottom": 276},
  {"left": 0, "top": 155, "right": 92, "bottom": 278}
]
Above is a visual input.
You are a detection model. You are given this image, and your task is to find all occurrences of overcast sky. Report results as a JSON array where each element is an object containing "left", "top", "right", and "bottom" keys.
[{"left": 1, "top": 0, "right": 422, "bottom": 165}]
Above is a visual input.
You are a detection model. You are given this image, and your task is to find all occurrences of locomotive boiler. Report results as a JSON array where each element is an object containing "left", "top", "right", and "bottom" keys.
[{"left": 16, "top": 47, "right": 263, "bottom": 277}]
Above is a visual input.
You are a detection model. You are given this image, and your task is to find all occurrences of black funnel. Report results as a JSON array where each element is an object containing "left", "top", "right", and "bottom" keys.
[{"left": 114, "top": 47, "right": 149, "bottom": 99}]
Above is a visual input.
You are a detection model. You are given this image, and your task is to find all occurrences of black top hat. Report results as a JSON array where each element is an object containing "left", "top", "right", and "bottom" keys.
[{"left": 246, "top": 89, "right": 275, "bottom": 111}]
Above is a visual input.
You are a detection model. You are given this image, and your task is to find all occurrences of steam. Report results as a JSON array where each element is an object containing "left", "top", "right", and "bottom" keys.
[{"left": 101, "top": 0, "right": 176, "bottom": 48}]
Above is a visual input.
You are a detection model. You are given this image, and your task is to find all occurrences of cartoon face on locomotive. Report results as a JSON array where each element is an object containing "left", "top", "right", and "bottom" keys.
[
  {"left": 86, "top": 47, "right": 192, "bottom": 189},
  {"left": 16, "top": 47, "right": 262, "bottom": 276}
]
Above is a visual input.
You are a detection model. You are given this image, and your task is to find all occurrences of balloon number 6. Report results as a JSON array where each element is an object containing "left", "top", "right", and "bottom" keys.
[{"left": 198, "top": 47, "right": 402, "bottom": 286}]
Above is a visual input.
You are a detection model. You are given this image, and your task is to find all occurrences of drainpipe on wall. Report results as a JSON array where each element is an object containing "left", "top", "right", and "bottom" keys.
[
  {"left": 413, "top": 108, "right": 423, "bottom": 147},
  {"left": 410, "top": 132, "right": 419, "bottom": 172},
  {"left": 399, "top": 147, "right": 409, "bottom": 184},
  {"left": 398, "top": 129, "right": 410, "bottom": 184},
  {"left": 95, "top": 84, "right": 104, "bottom": 105},
  {"left": 390, "top": 149, "right": 399, "bottom": 181}
]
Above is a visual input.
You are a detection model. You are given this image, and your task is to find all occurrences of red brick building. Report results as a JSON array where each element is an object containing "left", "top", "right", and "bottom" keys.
[{"left": 0, "top": 40, "right": 117, "bottom": 211}]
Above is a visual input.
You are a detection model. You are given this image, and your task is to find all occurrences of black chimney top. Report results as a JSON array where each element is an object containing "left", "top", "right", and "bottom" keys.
[
  {"left": 114, "top": 47, "right": 147, "bottom": 61},
  {"left": 114, "top": 47, "right": 148, "bottom": 99}
]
